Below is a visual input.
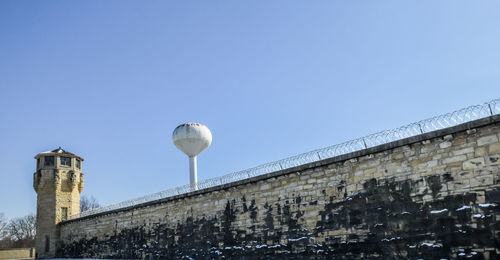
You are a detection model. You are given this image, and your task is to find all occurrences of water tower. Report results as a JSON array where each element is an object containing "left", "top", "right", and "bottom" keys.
[{"left": 172, "top": 123, "right": 212, "bottom": 190}]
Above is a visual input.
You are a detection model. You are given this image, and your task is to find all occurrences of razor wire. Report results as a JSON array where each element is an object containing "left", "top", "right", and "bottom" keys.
[{"left": 67, "top": 98, "right": 500, "bottom": 220}]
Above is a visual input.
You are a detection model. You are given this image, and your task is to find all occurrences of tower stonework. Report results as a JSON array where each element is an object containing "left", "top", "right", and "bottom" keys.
[{"left": 33, "top": 147, "right": 84, "bottom": 258}]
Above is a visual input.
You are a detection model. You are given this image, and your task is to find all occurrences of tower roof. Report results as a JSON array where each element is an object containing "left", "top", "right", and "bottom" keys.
[{"left": 35, "top": 147, "right": 84, "bottom": 160}]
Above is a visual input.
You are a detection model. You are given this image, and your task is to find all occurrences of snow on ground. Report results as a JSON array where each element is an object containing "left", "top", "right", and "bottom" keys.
[{"left": 430, "top": 209, "right": 448, "bottom": 214}]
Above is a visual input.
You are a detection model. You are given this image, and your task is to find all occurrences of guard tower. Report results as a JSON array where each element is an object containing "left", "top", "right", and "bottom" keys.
[{"left": 33, "top": 147, "right": 84, "bottom": 258}]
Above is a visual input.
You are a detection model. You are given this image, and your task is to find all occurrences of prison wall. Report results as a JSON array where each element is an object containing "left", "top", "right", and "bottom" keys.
[{"left": 58, "top": 116, "right": 500, "bottom": 259}]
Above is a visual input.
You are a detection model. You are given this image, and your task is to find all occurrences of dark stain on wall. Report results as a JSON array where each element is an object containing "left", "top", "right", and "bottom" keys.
[
  {"left": 426, "top": 175, "right": 443, "bottom": 198},
  {"left": 57, "top": 177, "right": 499, "bottom": 259}
]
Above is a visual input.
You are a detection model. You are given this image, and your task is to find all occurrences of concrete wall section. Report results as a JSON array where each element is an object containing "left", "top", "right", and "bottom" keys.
[{"left": 58, "top": 117, "right": 500, "bottom": 259}]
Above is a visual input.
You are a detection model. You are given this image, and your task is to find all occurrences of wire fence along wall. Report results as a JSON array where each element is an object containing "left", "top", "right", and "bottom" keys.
[{"left": 68, "top": 98, "right": 500, "bottom": 220}]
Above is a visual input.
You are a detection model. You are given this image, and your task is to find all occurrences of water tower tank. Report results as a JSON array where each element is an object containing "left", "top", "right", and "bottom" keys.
[{"left": 172, "top": 123, "right": 212, "bottom": 190}]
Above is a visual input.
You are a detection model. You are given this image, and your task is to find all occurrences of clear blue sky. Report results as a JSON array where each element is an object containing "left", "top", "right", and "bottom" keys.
[{"left": 1, "top": 1, "right": 499, "bottom": 219}]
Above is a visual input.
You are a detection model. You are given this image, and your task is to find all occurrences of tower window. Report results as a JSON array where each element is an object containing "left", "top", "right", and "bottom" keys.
[
  {"left": 61, "top": 156, "right": 71, "bottom": 166},
  {"left": 61, "top": 207, "right": 68, "bottom": 220},
  {"left": 76, "top": 159, "right": 81, "bottom": 169},
  {"left": 44, "top": 156, "right": 54, "bottom": 166},
  {"left": 37, "top": 158, "right": 40, "bottom": 168},
  {"left": 45, "top": 235, "right": 50, "bottom": 252}
]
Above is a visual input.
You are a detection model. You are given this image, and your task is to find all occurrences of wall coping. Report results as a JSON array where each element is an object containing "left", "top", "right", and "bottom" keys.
[{"left": 62, "top": 114, "right": 500, "bottom": 224}]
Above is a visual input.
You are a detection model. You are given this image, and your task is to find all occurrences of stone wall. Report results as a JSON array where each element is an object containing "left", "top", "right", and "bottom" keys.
[
  {"left": 0, "top": 248, "right": 35, "bottom": 259},
  {"left": 58, "top": 116, "right": 500, "bottom": 259}
]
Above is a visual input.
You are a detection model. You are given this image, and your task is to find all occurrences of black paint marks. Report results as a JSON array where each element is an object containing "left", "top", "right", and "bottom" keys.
[
  {"left": 58, "top": 177, "right": 499, "bottom": 259},
  {"left": 426, "top": 175, "right": 442, "bottom": 198}
]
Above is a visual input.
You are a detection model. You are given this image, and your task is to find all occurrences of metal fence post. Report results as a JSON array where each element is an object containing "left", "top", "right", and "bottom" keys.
[{"left": 418, "top": 124, "right": 424, "bottom": 134}]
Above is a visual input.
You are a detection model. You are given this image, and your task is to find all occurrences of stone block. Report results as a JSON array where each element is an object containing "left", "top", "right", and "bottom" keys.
[
  {"left": 353, "top": 175, "right": 365, "bottom": 183},
  {"left": 391, "top": 153, "right": 405, "bottom": 161},
  {"left": 451, "top": 180, "right": 470, "bottom": 191},
  {"left": 477, "top": 134, "right": 499, "bottom": 146},
  {"left": 426, "top": 160, "right": 438, "bottom": 168},
  {"left": 452, "top": 147, "right": 474, "bottom": 156},
  {"left": 452, "top": 138, "right": 466, "bottom": 146},
  {"left": 443, "top": 155, "right": 467, "bottom": 164},
  {"left": 463, "top": 158, "right": 485, "bottom": 170},
  {"left": 363, "top": 168, "right": 376, "bottom": 175},
  {"left": 443, "top": 134, "right": 453, "bottom": 140},
  {"left": 439, "top": 141, "right": 452, "bottom": 149},
  {"left": 488, "top": 143, "right": 500, "bottom": 154},
  {"left": 486, "top": 154, "right": 500, "bottom": 166},
  {"left": 260, "top": 184, "right": 271, "bottom": 190},
  {"left": 307, "top": 178, "right": 317, "bottom": 184},
  {"left": 474, "top": 176, "right": 495, "bottom": 188},
  {"left": 420, "top": 145, "right": 435, "bottom": 154}
]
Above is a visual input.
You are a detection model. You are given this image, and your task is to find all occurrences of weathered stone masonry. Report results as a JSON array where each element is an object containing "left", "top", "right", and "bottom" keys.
[{"left": 58, "top": 116, "right": 500, "bottom": 259}]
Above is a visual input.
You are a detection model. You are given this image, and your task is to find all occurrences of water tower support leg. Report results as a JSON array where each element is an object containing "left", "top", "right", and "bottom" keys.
[{"left": 189, "top": 156, "right": 198, "bottom": 190}]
